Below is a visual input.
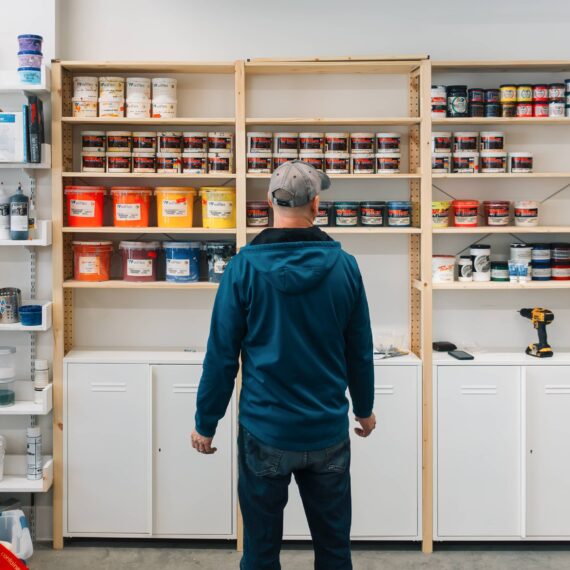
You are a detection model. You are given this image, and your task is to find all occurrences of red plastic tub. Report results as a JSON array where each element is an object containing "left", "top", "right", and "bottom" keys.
[
  {"left": 65, "top": 186, "right": 106, "bottom": 227},
  {"left": 452, "top": 200, "right": 479, "bottom": 227}
]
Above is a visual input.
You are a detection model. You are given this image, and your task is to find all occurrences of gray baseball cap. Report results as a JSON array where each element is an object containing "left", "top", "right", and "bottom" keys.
[{"left": 269, "top": 160, "right": 331, "bottom": 207}]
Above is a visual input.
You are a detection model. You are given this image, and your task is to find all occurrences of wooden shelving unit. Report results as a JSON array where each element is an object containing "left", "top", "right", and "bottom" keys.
[
  {"left": 51, "top": 56, "right": 432, "bottom": 552},
  {"left": 52, "top": 56, "right": 570, "bottom": 555},
  {"left": 51, "top": 60, "right": 240, "bottom": 550}
]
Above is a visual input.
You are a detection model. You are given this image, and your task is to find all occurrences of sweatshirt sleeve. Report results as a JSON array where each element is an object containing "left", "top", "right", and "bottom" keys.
[
  {"left": 344, "top": 268, "right": 375, "bottom": 419},
  {"left": 195, "top": 259, "right": 246, "bottom": 437}
]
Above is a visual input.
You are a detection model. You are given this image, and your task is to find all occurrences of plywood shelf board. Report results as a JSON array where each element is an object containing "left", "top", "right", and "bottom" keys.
[
  {"left": 433, "top": 117, "right": 570, "bottom": 125},
  {"left": 245, "top": 61, "right": 422, "bottom": 75},
  {"left": 61, "top": 117, "right": 235, "bottom": 125},
  {"left": 433, "top": 60, "right": 570, "bottom": 71},
  {"left": 433, "top": 172, "right": 570, "bottom": 179},
  {"left": 247, "top": 173, "right": 420, "bottom": 179},
  {"left": 59, "top": 61, "right": 235, "bottom": 73},
  {"left": 245, "top": 117, "right": 420, "bottom": 126},
  {"left": 63, "top": 279, "right": 219, "bottom": 290},
  {"left": 433, "top": 281, "right": 570, "bottom": 290},
  {"left": 434, "top": 226, "right": 570, "bottom": 234},
  {"left": 62, "top": 227, "right": 236, "bottom": 234},
  {"left": 63, "top": 172, "right": 236, "bottom": 179},
  {"left": 246, "top": 227, "right": 421, "bottom": 235}
]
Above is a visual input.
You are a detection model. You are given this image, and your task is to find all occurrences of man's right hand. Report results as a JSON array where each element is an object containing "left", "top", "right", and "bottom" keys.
[{"left": 354, "top": 413, "right": 377, "bottom": 438}]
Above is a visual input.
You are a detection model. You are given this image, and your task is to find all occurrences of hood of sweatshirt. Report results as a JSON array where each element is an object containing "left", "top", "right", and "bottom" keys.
[{"left": 240, "top": 241, "right": 342, "bottom": 295}]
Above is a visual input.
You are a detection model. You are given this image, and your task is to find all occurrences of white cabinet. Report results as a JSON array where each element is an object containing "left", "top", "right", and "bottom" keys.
[
  {"left": 152, "top": 365, "right": 234, "bottom": 537},
  {"left": 284, "top": 363, "right": 421, "bottom": 540},
  {"left": 64, "top": 352, "right": 236, "bottom": 539},
  {"left": 526, "top": 366, "right": 570, "bottom": 538},
  {"left": 65, "top": 363, "right": 150, "bottom": 535},
  {"left": 436, "top": 366, "right": 521, "bottom": 539}
]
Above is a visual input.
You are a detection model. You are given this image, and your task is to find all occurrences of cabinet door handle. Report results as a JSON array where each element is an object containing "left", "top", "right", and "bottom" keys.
[
  {"left": 376, "top": 386, "right": 395, "bottom": 396},
  {"left": 90, "top": 382, "right": 127, "bottom": 392},
  {"left": 461, "top": 385, "right": 497, "bottom": 395},
  {"left": 545, "top": 385, "right": 570, "bottom": 395},
  {"left": 173, "top": 384, "right": 198, "bottom": 394}
]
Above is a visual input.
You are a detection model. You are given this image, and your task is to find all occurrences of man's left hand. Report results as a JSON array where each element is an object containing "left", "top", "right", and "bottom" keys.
[{"left": 191, "top": 429, "right": 217, "bottom": 454}]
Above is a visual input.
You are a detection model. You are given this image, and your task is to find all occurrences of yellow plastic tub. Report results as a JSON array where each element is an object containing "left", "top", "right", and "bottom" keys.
[
  {"left": 432, "top": 201, "right": 451, "bottom": 229},
  {"left": 155, "top": 187, "right": 197, "bottom": 228},
  {"left": 200, "top": 187, "right": 236, "bottom": 229}
]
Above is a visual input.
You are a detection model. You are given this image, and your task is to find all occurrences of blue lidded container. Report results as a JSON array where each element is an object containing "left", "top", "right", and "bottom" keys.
[
  {"left": 19, "top": 305, "right": 42, "bottom": 327},
  {"left": 205, "top": 242, "right": 236, "bottom": 283},
  {"left": 163, "top": 242, "right": 201, "bottom": 283},
  {"left": 17, "top": 34, "right": 43, "bottom": 52},
  {"left": 17, "top": 67, "right": 41, "bottom": 85},
  {"left": 387, "top": 201, "right": 412, "bottom": 227}
]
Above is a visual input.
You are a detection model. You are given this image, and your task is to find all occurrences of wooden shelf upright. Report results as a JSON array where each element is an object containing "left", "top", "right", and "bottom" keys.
[
  {"left": 52, "top": 56, "right": 433, "bottom": 553},
  {"left": 51, "top": 60, "right": 238, "bottom": 549}
]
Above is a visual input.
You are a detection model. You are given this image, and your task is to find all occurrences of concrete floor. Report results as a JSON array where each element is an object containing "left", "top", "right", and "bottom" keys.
[{"left": 28, "top": 543, "right": 570, "bottom": 570}]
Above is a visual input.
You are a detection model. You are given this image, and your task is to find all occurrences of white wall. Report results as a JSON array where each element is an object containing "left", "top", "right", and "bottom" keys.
[{"left": 59, "top": 0, "right": 570, "bottom": 61}]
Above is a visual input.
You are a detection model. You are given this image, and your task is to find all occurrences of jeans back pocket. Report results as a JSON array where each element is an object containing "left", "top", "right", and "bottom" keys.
[
  {"left": 243, "top": 429, "right": 284, "bottom": 477},
  {"left": 325, "top": 438, "right": 351, "bottom": 473}
]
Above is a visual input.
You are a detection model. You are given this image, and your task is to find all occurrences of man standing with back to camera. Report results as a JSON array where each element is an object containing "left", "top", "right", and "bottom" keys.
[{"left": 192, "top": 160, "right": 376, "bottom": 570}]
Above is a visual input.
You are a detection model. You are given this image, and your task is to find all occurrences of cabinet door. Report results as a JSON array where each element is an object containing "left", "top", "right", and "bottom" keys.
[
  {"left": 436, "top": 366, "right": 521, "bottom": 538},
  {"left": 284, "top": 366, "right": 420, "bottom": 539},
  {"left": 66, "top": 363, "right": 150, "bottom": 535},
  {"left": 152, "top": 365, "right": 234, "bottom": 537},
  {"left": 527, "top": 366, "right": 570, "bottom": 537}
]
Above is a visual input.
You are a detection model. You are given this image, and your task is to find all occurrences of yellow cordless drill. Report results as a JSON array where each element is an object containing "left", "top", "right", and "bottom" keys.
[{"left": 519, "top": 308, "right": 554, "bottom": 358}]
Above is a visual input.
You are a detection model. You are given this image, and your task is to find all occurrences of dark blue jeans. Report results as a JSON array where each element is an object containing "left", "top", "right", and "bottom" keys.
[{"left": 238, "top": 425, "right": 352, "bottom": 570}]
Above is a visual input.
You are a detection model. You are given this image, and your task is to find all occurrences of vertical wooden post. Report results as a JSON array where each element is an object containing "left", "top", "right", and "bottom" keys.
[
  {"left": 419, "top": 58, "right": 434, "bottom": 554},
  {"left": 235, "top": 61, "right": 247, "bottom": 251},
  {"left": 234, "top": 60, "right": 246, "bottom": 553},
  {"left": 50, "top": 61, "right": 64, "bottom": 550}
]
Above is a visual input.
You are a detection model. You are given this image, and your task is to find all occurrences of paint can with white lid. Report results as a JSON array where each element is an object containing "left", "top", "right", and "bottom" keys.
[
  {"left": 247, "top": 152, "right": 272, "bottom": 173},
  {"left": 351, "top": 153, "right": 375, "bottom": 174},
  {"left": 126, "top": 77, "right": 151, "bottom": 100},
  {"left": 183, "top": 132, "right": 208, "bottom": 153},
  {"left": 376, "top": 153, "right": 400, "bottom": 173},
  {"left": 350, "top": 133, "right": 374, "bottom": 154},
  {"left": 152, "top": 100, "right": 177, "bottom": 119},
  {"left": 152, "top": 77, "right": 177, "bottom": 99},
  {"left": 126, "top": 99, "right": 151, "bottom": 119},
  {"left": 274, "top": 133, "right": 299, "bottom": 153},
  {"left": 509, "top": 152, "right": 533, "bottom": 173},
  {"left": 72, "top": 99, "right": 97, "bottom": 117},
  {"left": 376, "top": 133, "right": 401, "bottom": 153},
  {"left": 247, "top": 132, "right": 273, "bottom": 153},
  {"left": 73, "top": 76, "right": 98, "bottom": 101},
  {"left": 81, "top": 131, "right": 106, "bottom": 152},
  {"left": 324, "top": 133, "right": 349, "bottom": 153},
  {"left": 99, "top": 99, "right": 125, "bottom": 118},
  {"left": 300, "top": 152, "right": 324, "bottom": 171},
  {"left": 99, "top": 76, "right": 125, "bottom": 100},
  {"left": 208, "top": 152, "right": 233, "bottom": 174},
  {"left": 182, "top": 153, "right": 207, "bottom": 174},
  {"left": 324, "top": 152, "right": 349, "bottom": 174},
  {"left": 299, "top": 133, "right": 324, "bottom": 152},
  {"left": 432, "top": 255, "right": 456, "bottom": 283},
  {"left": 273, "top": 152, "right": 298, "bottom": 169}
]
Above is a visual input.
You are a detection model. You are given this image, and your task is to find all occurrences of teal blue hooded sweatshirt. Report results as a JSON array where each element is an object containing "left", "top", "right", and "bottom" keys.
[{"left": 195, "top": 237, "right": 374, "bottom": 451}]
